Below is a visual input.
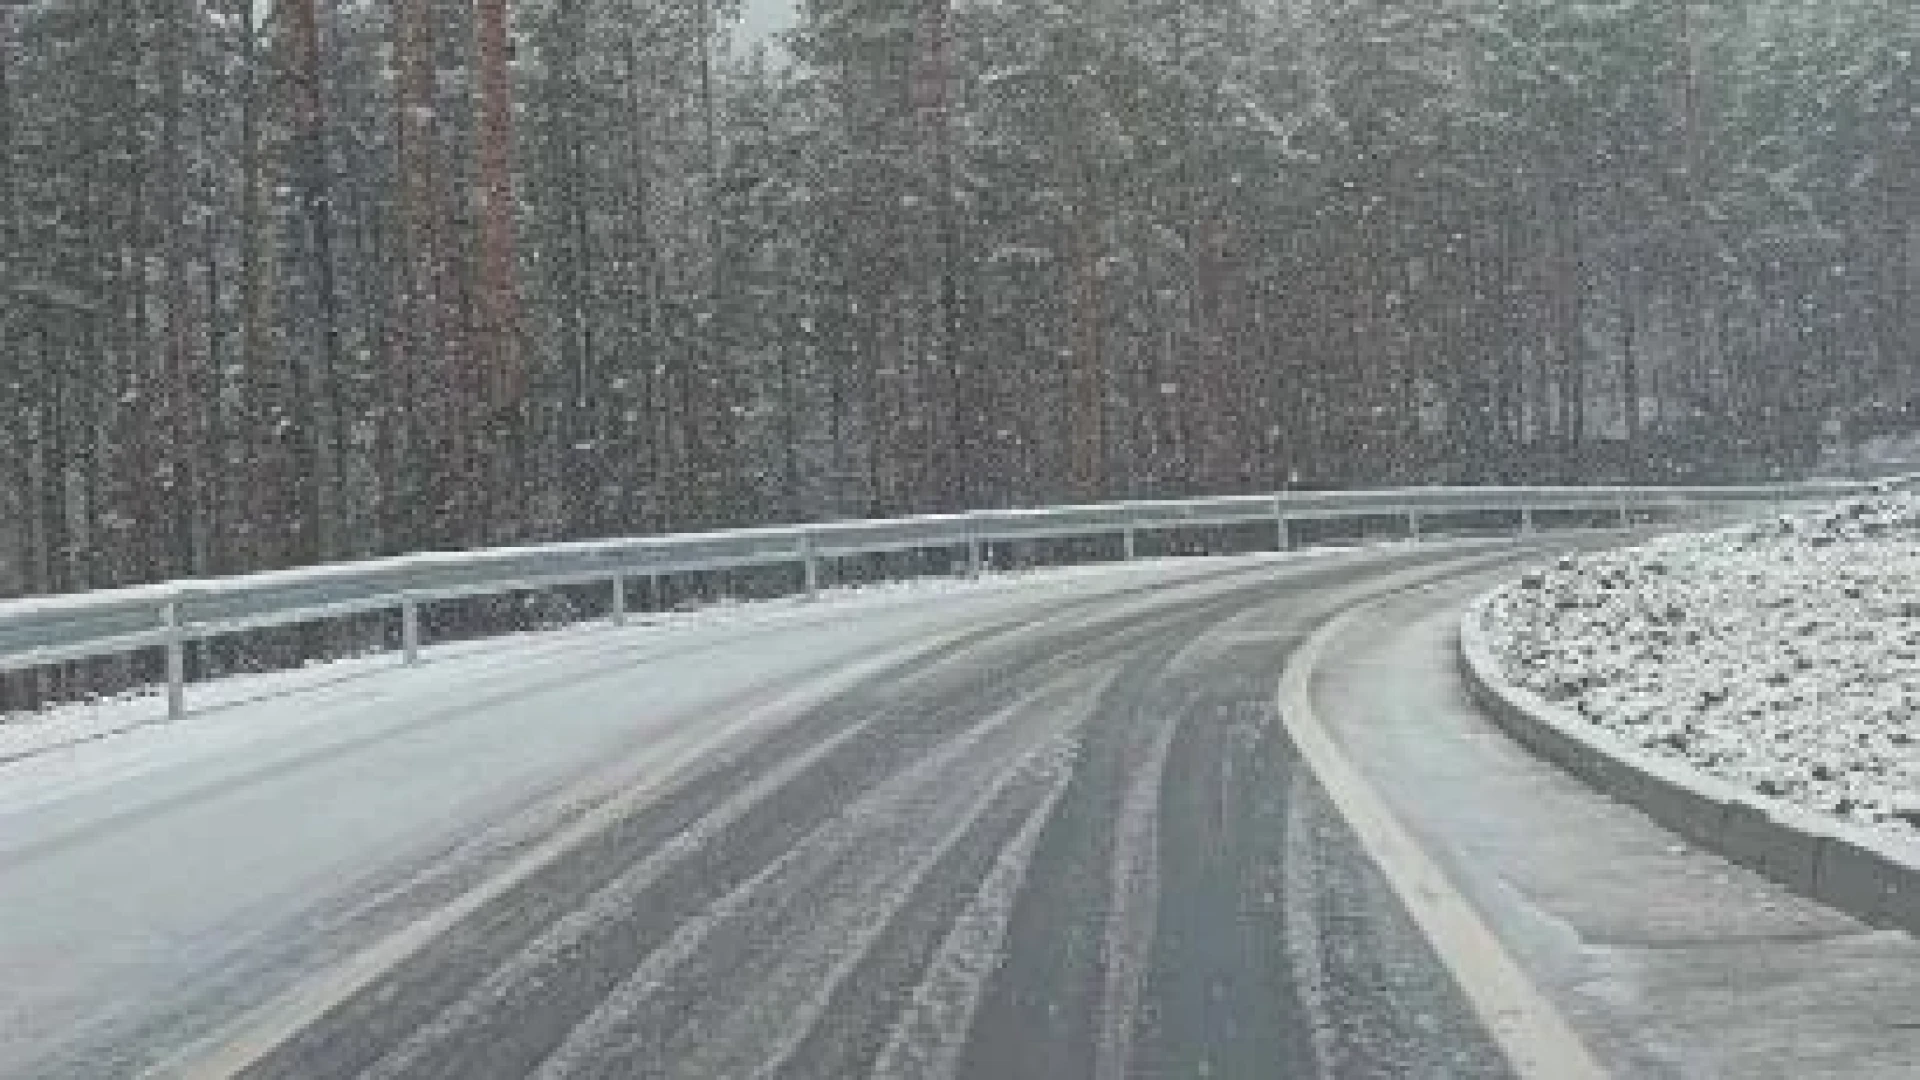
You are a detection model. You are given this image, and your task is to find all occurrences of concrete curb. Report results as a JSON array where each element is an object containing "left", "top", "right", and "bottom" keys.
[{"left": 1458, "top": 593, "right": 1920, "bottom": 937}]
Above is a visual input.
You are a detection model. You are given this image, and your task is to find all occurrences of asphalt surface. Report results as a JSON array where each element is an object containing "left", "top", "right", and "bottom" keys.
[
  {"left": 6, "top": 543, "right": 1544, "bottom": 1079},
  {"left": 237, "top": 547, "right": 1519, "bottom": 1080}
]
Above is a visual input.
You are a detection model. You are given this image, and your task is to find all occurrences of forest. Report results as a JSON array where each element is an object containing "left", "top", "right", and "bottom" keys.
[{"left": 0, "top": 0, "right": 1914, "bottom": 604}]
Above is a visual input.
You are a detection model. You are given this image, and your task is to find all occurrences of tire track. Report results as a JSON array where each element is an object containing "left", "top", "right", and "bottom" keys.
[
  {"left": 234, "top": 559, "right": 1317, "bottom": 1080},
  {"left": 1125, "top": 607, "right": 1316, "bottom": 1078},
  {"left": 1090, "top": 663, "right": 1179, "bottom": 1080},
  {"left": 224, "top": 546, "right": 1535, "bottom": 1080},
  {"left": 866, "top": 739, "right": 1077, "bottom": 1080},
  {"left": 960, "top": 547, "right": 1549, "bottom": 1080},
  {"left": 1283, "top": 757, "right": 1343, "bottom": 1077},
  {"left": 1281, "top": 774, "right": 1516, "bottom": 1078},
  {"left": 953, "top": 596, "right": 1254, "bottom": 1080},
  {"left": 532, "top": 672, "right": 1105, "bottom": 1079},
  {"left": 354, "top": 700, "right": 896, "bottom": 1080}
]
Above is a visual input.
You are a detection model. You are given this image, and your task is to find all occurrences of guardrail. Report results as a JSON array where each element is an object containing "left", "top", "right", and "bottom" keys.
[{"left": 0, "top": 481, "right": 1877, "bottom": 722}]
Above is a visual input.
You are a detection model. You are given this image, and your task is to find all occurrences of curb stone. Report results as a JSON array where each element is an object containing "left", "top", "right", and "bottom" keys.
[{"left": 1459, "top": 593, "right": 1920, "bottom": 937}]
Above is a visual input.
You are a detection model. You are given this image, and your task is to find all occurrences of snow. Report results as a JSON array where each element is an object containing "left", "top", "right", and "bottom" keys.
[
  {"left": 1480, "top": 497, "right": 1920, "bottom": 839},
  {"left": 0, "top": 552, "right": 1331, "bottom": 774},
  {"left": 0, "top": 546, "right": 1336, "bottom": 1075}
]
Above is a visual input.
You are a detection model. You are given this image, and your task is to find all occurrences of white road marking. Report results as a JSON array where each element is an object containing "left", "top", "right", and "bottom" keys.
[{"left": 1277, "top": 584, "right": 1611, "bottom": 1080}]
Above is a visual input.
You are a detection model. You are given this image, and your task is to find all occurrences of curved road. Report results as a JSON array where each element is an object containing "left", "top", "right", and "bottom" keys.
[{"left": 8, "top": 542, "right": 1559, "bottom": 1078}]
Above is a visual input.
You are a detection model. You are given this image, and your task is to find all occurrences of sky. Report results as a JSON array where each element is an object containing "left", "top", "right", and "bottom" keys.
[{"left": 739, "top": 0, "right": 798, "bottom": 44}]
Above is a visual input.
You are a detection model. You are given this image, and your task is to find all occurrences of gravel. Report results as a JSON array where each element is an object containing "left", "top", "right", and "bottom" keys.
[{"left": 1481, "top": 496, "right": 1920, "bottom": 840}]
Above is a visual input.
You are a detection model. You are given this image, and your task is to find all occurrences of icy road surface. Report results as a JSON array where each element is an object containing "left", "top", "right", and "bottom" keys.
[{"left": 4, "top": 543, "right": 1542, "bottom": 1079}]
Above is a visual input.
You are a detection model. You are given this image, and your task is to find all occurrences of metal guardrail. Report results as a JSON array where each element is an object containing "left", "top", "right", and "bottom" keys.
[{"left": 0, "top": 481, "right": 1877, "bottom": 721}]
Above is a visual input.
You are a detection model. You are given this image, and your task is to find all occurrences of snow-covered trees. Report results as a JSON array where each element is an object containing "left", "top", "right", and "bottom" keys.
[{"left": 0, "top": 0, "right": 1913, "bottom": 609}]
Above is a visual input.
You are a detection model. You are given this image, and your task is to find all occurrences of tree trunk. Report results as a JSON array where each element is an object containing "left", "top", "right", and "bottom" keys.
[
  {"left": 288, "top": 0, "right": 351, "bottom": 561},
  {"left": 914, "top": 0, "right": 968, "bottom": 510},
  {"left": 1620, "top": 266, "right": 1641, "bottom": 460},
  {"left": 472, "top": 0, "right": 525, "bottom": 415},
  {"left": 158, "top": 0, "right": 198, "bottom": 577},
  {"left": 471, "top": 0, "right": 526, "bottom": 542},
  {"left": 200, "top": 42, "right": 228, "bottom": 579},
  {"left": 0, "top": 1, "right": 20, "bottom": 612},
  {"left": 618, "top": 23, "right": 660, "bottom": 530},
  {"left": 110, "top": 0, "right": 155, "bottom": 584},
  {"left": 393, "top": 0, "right": 459, "bottom": 547},
  {"left": 239, "top": 0, "right": 283, "bottom": 571}
]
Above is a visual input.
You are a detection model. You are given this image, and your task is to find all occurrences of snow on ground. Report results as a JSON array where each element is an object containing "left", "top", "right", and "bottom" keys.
[
  {"left": 0, "top": 551, "right": 1336, "bottom": 770},
  {"left": 1482, "top": 497, "right": 1920, "bottom": 840}
]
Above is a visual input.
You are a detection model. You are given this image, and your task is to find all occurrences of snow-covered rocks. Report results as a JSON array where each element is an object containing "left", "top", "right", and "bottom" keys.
[{"left": 1481, "top": 497, "right": 1920, "bottom": 840}]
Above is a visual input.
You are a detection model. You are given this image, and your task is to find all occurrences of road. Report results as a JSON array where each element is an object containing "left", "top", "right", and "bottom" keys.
[{"left": 0, "top": 537, "right": 1757, "bottom": 1079}]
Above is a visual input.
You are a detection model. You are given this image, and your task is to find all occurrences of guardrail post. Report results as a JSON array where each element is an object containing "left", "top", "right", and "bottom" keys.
[
  {"left": 610, "top": 574, "right": 627, "bottom": 627},
  {"left": 161, "top": 595, "right": 187, "bottom": 724},
  {"left": 401, "top": 595, "right": 422, "bottom": 665},
  {"left": 1520, "top": 506, "right": 1536, "bottom": 535},
  {"left": 1123, "top": 524, "right": 1138, "bottom": 561},
  {"left": 967, "top": 531, "right": 984, "bottom": 579},
  {"left": 800, "top": 530, "right": 820, "bottom": 600},
  {"left": 1616, "top": 498, "right": 1632, "bottom": 529},
  {"left": 1273, "top": 495, "right": 1291, "bottom": 552},
  {"left": 1408, "top": 510, "right": 1423, "bottom": 542}
]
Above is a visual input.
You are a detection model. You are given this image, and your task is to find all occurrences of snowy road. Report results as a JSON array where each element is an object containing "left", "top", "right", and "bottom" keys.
[{"left": 5, "top": 541, "right": 1599, "bottom": 1077}]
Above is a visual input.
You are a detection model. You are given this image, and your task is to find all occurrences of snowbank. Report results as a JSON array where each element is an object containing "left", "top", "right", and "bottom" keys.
[{"left": 1482, "top": 497, "right": 1920, "bottom": 840}]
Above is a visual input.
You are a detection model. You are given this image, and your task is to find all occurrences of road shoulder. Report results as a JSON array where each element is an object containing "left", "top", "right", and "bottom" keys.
[{"left": 1307, "top": 569, "right": 1920, "bottom": 1079}]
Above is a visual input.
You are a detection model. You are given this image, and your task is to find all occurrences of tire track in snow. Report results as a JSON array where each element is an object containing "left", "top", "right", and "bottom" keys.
[
  {"left": 1091, "top": 672, "right": 1182, "bottom": 1080},
  {"left": 354, "top": 706, "right": 888, "bottom": 1080},
  {"left": 867, "top": 736, "right": 1077, "bottom": 1080},
  {"left": 221, "top": 547, "right": 1529, "bottom": 1080},
  {"left": 353, "top": 636, "right": 1102, "bottom": 1078},
  {"left": 308, "top": 569, "right": 1259, "bottom": 1080},
  {"left": 954, "top": 591, "right": 1262, "bottom": 1080},
  {"left": 1124, "top": 598, "right": 1322, "bottom": 1079},
  {"left": 531, "top": 670, "right": 1105, "bottom": 1079},
  {"left": 742, "top": 731, "right": 1085, "bottom": 1080},
  {"left": 1282, "top": 768, "right": 1343, "bottom": 1078}
]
